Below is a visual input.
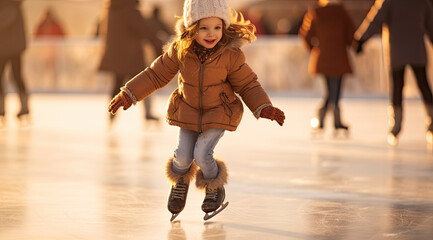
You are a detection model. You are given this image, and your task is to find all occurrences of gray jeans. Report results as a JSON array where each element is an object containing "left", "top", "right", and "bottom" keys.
[{"left": 172, "top": 128, "right": 225, "bottom": 179}]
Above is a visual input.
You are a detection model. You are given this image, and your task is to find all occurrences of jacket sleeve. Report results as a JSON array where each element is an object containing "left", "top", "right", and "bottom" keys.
[
  {"left": 298, "top": 9, "right": 316, "bottom": 50},
  {"left": 355, "top": 0, "right": 389, "bottom": 42},
  {"left": 227, "top": 49, "right": 271, "bottom": 115},
  {"left": 125, "top": 44, "right": 179, "bottom": 101}
]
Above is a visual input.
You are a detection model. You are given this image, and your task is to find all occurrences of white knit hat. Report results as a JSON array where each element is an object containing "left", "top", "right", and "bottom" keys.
[{"left": 183, "top": 0, "right": 230, "bottom": 28}]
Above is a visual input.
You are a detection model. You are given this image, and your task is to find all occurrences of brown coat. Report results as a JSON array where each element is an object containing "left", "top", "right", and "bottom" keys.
[
  {"left": 125, "top": 40, "right": 272, "bottom": 132},
  {"left": 0, "top": 0, "right": 26, "bottom": 58},
  {"left": 299, "top": 4, "right": 355, "bottom": 76},
  {"left": 98, "top": 0, "right": 160, "bottom": 76}
]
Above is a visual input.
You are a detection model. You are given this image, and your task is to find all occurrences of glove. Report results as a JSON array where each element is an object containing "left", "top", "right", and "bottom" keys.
[
  {"left": 108, "top": 90, "right": 132, "bottom": 114},
  {"left": 260, "top": 106, "right": 285, "bottom": 126}
]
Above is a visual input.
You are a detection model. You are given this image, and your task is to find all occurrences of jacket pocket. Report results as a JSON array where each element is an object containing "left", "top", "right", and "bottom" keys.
[{"left": 219, "top": 92, "right": 232, "bottom": 118}]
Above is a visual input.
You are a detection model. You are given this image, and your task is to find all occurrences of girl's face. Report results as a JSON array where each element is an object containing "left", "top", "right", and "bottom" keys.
[{"left": 195, "top": 17, "right": 223, "bottom": 49}]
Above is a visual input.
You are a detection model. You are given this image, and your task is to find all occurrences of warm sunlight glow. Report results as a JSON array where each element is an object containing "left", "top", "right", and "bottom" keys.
[{"left": 310, "top": 118, "right": 319, "bottom": 128}]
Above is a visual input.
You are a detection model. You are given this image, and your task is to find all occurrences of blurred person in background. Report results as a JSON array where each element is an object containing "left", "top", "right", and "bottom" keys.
[
  {"left": 33, "top": 7, "right": 66, "bottom": 89},
  {"left": 99, "top": 0, "right": 161, "bottom": 125},
  {"left": 354, "top": 0, "right": 433, "bottom": 146},
  {"left": 0, "top": 0, "right": 30, "bottom": 126},
  {"left": 299, "top": 0, "right": 355, "bottom": 136},
  {"left": 34, "top": 7, "right": 66, "bottom": 37},
  {"left": 148, "top": 5, "right": 174, "bottom": 54}
]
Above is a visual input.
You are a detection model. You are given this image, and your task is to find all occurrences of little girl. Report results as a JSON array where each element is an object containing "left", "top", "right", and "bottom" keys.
[{"left": 108, "top": 0, "right": 285, "bottom": 221}]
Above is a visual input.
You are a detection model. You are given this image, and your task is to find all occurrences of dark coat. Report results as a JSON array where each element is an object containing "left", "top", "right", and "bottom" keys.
[
  {"left": 356, "top": 0, "right": 433, "bottom": 69},
  {"left": 99, "top": 0, "right": 159, "bottom": 76},
  {"left": 0, "top": 0, "right": 26, "bottom": 58},
  {"left": 299, "top": 4, "right": 355, "bottom": 76},
  {"left": 125, "top": 39, "right": 272, "bottom": 132}
]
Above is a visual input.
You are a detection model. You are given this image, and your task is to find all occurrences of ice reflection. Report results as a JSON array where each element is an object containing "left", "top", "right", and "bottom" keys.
[
  {"left": 202, "top": 222, "right": 226, "bottom": 240},
  {"left": 167, "top": 221, "right": 187, "bottom": 240}
]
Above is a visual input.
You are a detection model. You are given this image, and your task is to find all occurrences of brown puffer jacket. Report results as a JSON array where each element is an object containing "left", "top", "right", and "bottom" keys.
[{"left": 125, "top": 39, "right": 272, "bottom": 132}]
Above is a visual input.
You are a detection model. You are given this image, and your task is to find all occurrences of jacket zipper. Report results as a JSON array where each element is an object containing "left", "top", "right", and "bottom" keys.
[{"left": 198, "top": 63, "right": 204, "bottom": 133}]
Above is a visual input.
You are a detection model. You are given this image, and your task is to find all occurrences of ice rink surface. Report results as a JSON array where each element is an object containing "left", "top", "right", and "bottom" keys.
[{"left": 1, "top": 93, "right": 432, "bottom": 240}]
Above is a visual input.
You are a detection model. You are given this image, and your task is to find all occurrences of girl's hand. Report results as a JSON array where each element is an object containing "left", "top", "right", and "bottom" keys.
[
  {"left": 108, "top": 90, "right": 132, "bottom": 114},
  {"left": 260, "top": 106, "right": 285, "bottom": 126}
]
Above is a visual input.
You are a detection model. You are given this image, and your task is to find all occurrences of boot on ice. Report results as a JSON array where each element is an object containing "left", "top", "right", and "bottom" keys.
[
  {"left": 311, "top": 105, "right": 327, "bottom": 137},
  {"left": 333, "top": 106, "right": 349, "bottom": 138},
  {"left": 195, "top": 159, "right": 229, "bottom": 221},
  {"left": 165, "top": 157, "right": 198, "bottom": 221},
  {"left": 425, "top": 104, "right": 433, "bottom": 145},
  {"left": 387, "top": 105, "right": 402, "bottom": 146}
]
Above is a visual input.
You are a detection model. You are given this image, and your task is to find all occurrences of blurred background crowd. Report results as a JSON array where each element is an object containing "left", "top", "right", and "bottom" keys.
[{"left": 1, "top": 0, "right": 413, "bottom": 97}]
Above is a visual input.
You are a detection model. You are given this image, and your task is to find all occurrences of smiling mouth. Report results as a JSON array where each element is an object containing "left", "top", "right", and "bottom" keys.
[{"left": 205, "top": 40, "right": 216, "bottom": 44}]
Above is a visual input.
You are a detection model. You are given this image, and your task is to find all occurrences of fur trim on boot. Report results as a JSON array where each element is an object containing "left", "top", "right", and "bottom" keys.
[
  {"left": 195, "top": 159, "right": 228, "bottom": 191},
  {"left": 165, "top": 157, "right": 198, "bottom": 185}
]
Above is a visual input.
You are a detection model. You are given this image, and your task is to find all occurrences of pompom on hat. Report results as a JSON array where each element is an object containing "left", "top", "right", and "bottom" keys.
[{"left": 183, "top": 0, "right": 230, "bottom": 28}]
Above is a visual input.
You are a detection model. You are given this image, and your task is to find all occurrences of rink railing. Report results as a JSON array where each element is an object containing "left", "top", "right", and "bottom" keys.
[{"left": 4, "top": 36, "right": 432, "bottom": 98}]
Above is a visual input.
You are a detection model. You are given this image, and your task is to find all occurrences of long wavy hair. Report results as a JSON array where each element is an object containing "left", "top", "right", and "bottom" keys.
[{"left": 169, "top": 8, "right": 257, "bottom": 63}]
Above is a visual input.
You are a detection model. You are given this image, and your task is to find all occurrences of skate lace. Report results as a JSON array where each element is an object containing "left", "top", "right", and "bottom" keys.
[
  {"left": 204, "top": 188, "right": 218, "bottom": 201},
  {"left": 172, "top": 183, "right": 187, "bottom": 200}
]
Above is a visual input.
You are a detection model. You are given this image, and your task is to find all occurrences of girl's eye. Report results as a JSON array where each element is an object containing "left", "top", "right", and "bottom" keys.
[
  {"left": 215, "top": 26, "right": 222, "bottom": 30},
  {"left": 200, "top": 27, "right": 207, "bottom": 30}
]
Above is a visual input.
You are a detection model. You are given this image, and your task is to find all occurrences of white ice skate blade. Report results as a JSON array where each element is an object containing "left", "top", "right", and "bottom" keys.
[
  {"left": 387, "top": 134, "right": 398, "bottom": 146},
  {"left": 203, "top": 202, "right": 229, "bottom": 221},
  {"left": 170, "top": 213, "right": 180, "bottom": 222}
]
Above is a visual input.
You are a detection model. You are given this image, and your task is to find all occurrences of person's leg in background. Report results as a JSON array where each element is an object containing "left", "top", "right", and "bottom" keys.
[
  {"left": 387, "top": 67, "right": 405, "bottom": 144},
  {"left": 10, "top": 54, "right": 29, "bottom": 119},
  {"left": 412, "top": 65, "right": 433, "bottom": 141},
  {"left": 312, "top": 76, "right": 330, "bottom": 130},
  {"left": 0, "top": 57, "right": 7, "bottom": 124},
  {"left": 143, "top": 96, "right": 159, "bottom": 121},
  {"left": 327, "top": 76, "right": 349, "bottom": 131}
]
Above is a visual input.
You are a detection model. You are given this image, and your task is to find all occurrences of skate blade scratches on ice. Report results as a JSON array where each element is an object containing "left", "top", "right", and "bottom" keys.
[{"left": 204, "top": 202, "right": 229, "bottom": 221}]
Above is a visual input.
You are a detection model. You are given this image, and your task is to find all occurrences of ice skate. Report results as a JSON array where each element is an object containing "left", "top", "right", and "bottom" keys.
[
  {"left": 311, "top": 106, "right": 327, "bottom": 138},
  {"left": 0, "top": 96, "right": 5, "bottom": 128},
  {"left": 310, "top": 117, "right": 325, "bottom": 138},
  {"left": 387, "top": 133, "right": 398, "bottom": 146},
  {"left": 195, "top": 159, "right": 228, "bottom": 221},
  {"left": 17, "top": 110, "right": 31, "bottom": 127},
  {"left": 426, "top": 131, "right": 433, "bottom": 146},
  {"left": 333, "top": 107, "right": 349, "bottom": 139},
  {"left": 202, "top": 187, "right": 229, "bottom": 221},
  {"left": 16, "top": 93, "right": 31, "bottom": 127},
  {"left": 165, "top": 158, "right": 197, "bottom": 222},
  {"left": 387, "top": 106, "right": 402, "bottom": 146},
  {"left": 425, "top": 105, "right": 433, "bottom": 146},
  {"left": 168, "top": 177, "right": 189, "bottom": 221}
]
